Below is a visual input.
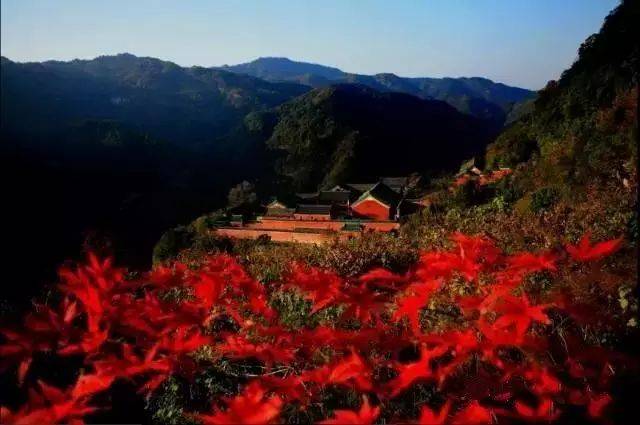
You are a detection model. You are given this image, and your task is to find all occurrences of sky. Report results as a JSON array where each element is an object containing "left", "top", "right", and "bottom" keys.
[{"left": 1, "top": 0, "right": 619, "bottom": 89}]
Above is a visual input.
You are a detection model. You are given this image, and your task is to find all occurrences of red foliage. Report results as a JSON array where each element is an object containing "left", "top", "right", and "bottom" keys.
[
  {"left": 417, "top": 400, "right": 451, "bottom": 425},
  {"left": 0, "top": 232, "right": 632, "bottom": 424},
  {"left": 565, "top": 232, "right": 623, "bottom": 262},
  {"left": 387, "top": 345, "right": 448, "bottom": 397},
  {"left": 319, "top": 396, "right": 380, "bottom": 424},
  {"left": 451, "top": 401, "right": 492, "bottom": 424},
  {"left": 197, "top": 381, "right": 283, "bottom": 424},
  {"left": 514, "top": 398, "right": 560, "bottom": 422}
]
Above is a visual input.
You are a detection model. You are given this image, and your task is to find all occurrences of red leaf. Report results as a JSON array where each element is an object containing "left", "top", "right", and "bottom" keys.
[
  {"left": 303, "top": 350, "right": 373, "bottom": 392},
  {"left": 514, "top": 397, "right": 560, "bottom": 422},
  {"left": 358, "top": 267, "right": 407, "bottom": 289},
  {"left": 219, "top": 333, "right": 296, "bottom": 366},
  {"left": 451, "top": 401, "right": 492, "bottom": 424},
  {"left": 588, "top": 393, "right": 612, "bottom": 419},
  {"left": 506, "top": 251, "right": 558, "bottom": 274},
  {"left": 566, "top": 232, "right": 623, "bottom": 262},
  {"left": 71, "top": 373, "right": 115, "bottom": 400},
  {"left": 492, "top": 295, "right": 551, "bottom": 343},
  {"left": 417, "top": 400, "right": 451, "bottom": 424},
  {"left": 388, "top": 345, "right": 447, "bottom": 397},
  {"left": 319, "top": 396, "right": 380, "bottom": 425},
  {"left": 524, "top": 366, "right": 562, "bottom": 396},
  {"left": 17, "top": 357, "right": 32, "bottom": 386},
  {"left": 392, "top": 280, "right": 442, "bottom": 334},
  {"left": 198, "top": 381, "right": 283, "bottom": 425},
  {"left": 287, "top": 264, "right": 344, "bottom": 313}
]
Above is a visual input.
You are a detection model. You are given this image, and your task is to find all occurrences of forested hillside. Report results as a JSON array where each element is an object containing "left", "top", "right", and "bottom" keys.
[
  {"left": 403, "top": 0, "right": 638, "bottom": 250},
  {"left": 262, "top": 84, "right": 493, "bottom": 191}
]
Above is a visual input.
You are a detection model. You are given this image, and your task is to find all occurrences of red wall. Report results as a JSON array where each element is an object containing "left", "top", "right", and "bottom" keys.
[
  {"left": 246, "top": 218, "right": 399, "bottom": 232},
  {"left": 352, "top": 200, "right": 390, "bottom": 221},
  {"left": 215, "top": 228, "right": 358, "bottom": 244},
  {"left": 249, "top": 219, "right": 343, "bottom": 231},
  {"left": 292, "top": 213, "right": 331, "bottom": 221}
]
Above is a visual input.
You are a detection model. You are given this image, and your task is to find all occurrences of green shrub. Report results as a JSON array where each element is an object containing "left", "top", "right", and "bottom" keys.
[
  {"left": 152, "top": 226, "right": 195, "bottom": 265},
  {"left": 146, "top": 376, "right": 195, "bottom": 425},
  {"left": 449, "top": 180, "right": 483, "bottom": 208},
  {"left": 493, "top": 177, "right": 523, "bottom": 204},
  {"left": 485, "top": 122, "right": 538, "bottom": 168},
  {"left": 192, "top": 210, "right": 227, "bottom": 233},
  {"left": 314, "top": 233, "right": 418, "bottom": 276},
  {"left": 530, "top": 187, "right": 560, "bottom": 213},
  {"left": 627, "top": 208, "right": 638, "bottom": 245}
]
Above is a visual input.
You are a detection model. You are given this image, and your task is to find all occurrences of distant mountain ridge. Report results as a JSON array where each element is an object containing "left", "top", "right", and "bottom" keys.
[
  {"left": 1, "top": 53, "right": 309, "bottom": 148},
  {"left": 220, "top": 57, "right": 535, "bottom": 126}
]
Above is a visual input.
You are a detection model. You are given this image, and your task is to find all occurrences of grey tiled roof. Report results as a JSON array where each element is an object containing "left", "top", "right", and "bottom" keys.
[
  {"left": 353, "top": 182, "right": 401, "bottom": 208},
  {"left": 318, "top": 190, "right": 351, "bottom": 204},
  {"left": 296, "top": 204, "right": 332, "bottom": 215},
  {"left": 345, "top": 183, "right": 377, "bottom": 193}
]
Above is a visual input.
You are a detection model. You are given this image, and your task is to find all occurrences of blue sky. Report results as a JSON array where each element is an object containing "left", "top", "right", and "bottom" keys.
[{"left": 1, "top": 0, "right": 618, "bottom": 89}]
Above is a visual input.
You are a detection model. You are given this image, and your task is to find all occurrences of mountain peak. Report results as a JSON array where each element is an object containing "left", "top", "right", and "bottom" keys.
[
  {"left": 254, "top": 56, "right": 295, "bottom": 63},
  {"left": 221, "top": 57, "right": 345, "bottom": 81}
]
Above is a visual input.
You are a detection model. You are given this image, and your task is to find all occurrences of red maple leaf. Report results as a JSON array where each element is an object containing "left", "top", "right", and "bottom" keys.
[
  {"left": 190, "top": 273, "right": 224, "bottom": 310},
  {"left": 565, "top": 232, "right": 623, "bottom": 262},
  {"left": 358, "top": 267, "right": 407, "bottom": 290},
  {"left": 506, "top": 251, "right": 558, "bottom": 274},
  {"left": 219, "top": 334, "right": 296, "bottom": 366},
  {"left": 587, "top": 392, "right": 612, "bottom": 419},
  {"left": 417, "top": 251, "right": 482, "bottom": 282},
  {"left": 1, "top": 379, "right": 97, "bottom": 425},
  {"left": 492, "top": 295, "right": 551, "bottom": 343},
  {"left": 198, "top": 381, "right": 283, "bottom": 425},
  {"left": 71, "top": 372, "right": 116, "bottom": 400},
  {"left": 325, "top": 349, "right": 373, "bottom": 391},
  {"left": 451, "top": 401, "right": 492, "bottom": 424},
  {"left": 58, "top": 325, "right": 109, "bottom": 356},
  {"left": 388, "top": 345, "right": 447, "bottom": 397},
  {"left": 417, "top": 400, "right": 451, "bottom": 424},
  {"left": 17, "top": 357, "right": 32, "bottom": 386},
  {"left": 260, "top": 374, "right": 309, "bottom": 403},
  {"left": 287, "top": 264, "right": 343, "bottom": 313},
  {"left": 514, "top": 397, "right": 560, "bottom": 422},
  {"left": 392, "top": 280, "right": 442, "bottom": 334},
  {"left": 92, "top": 343, "right": 171, "bottom": 383},
  {"left": 451, "top": 232, "right": 501, "bottom": 267},
  {"left": 340, "top": 285, "right": 389, "bottom": 324},
  {"left": 159, "top": 326, "right": 212, "bottom": 356},
  {"left": 523, "top": 366, "right": 562, "bottom": 396},
  {"left": 304, "top": 349, "right": 373, "bottom": 391},
  {"left": 478, "top": 317, "right": 520, "bottom": 347},
  {"left": 319, "top": 396, "right": 380, "bottom": 424}
]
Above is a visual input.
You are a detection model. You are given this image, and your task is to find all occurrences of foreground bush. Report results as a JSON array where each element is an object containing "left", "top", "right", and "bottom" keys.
[{"left": 0, "top": 232, "right": 636, "bottom": 424}]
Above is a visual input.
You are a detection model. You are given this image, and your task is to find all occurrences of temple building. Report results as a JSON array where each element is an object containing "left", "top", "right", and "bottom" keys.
[{"left": 214, "top": 177, "right": 423, "bottom": 243}]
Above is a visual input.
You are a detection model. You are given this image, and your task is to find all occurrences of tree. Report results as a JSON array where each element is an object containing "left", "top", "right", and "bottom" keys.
[{"left": 227, "top": 181, "right": 257, "bottom": 209}]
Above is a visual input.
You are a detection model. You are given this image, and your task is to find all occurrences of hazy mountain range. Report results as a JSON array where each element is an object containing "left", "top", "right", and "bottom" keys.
[{"left": 222, "top": 57, "right": 535, "bottom": 126}]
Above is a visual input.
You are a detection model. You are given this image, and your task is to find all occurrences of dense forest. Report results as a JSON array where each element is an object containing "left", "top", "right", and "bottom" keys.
[{"left": 263, "top": 84, "right": 493, "bottom": 191}]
